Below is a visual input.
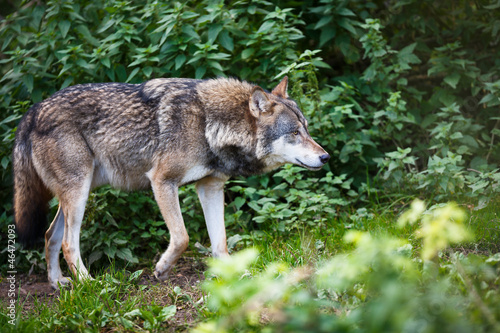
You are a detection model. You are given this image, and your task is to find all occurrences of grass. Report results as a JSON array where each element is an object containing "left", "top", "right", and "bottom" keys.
[
  {"left": 1, "top": 198, "right": 500, "bottom": 332},
  {"left": 1, "top": 262, "right": 205, "bottom": 332}
]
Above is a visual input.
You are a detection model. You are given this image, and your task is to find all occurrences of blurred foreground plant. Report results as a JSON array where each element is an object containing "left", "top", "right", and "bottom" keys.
[{"left": 195, "top": 201, "right": 499, "bottom": 333}]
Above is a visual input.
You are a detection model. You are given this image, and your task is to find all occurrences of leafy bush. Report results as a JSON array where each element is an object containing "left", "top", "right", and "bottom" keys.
[{"left": 1, "top": 0, "right": 500, "bottom": 274}]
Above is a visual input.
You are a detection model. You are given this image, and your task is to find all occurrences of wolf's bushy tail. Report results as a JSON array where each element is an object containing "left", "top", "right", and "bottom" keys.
[{"left": 13, "top": 111, "right": 52, "bottom": 248}]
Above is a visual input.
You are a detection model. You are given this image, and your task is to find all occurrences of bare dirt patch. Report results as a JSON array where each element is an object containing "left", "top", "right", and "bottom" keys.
[{"left": 0, "top": 273, "right": 59, "bottom": 315}]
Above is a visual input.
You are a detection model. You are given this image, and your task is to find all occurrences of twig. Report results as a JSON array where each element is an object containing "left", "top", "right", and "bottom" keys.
[
  {"left": 467, "top": 168, "right": 483, "bottom": 174},
  {"left": 486, "top": 118, "right": 500, "bottom": 162}
]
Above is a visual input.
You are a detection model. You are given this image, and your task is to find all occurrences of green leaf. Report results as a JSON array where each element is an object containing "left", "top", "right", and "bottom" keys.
[
  {"left": 115, "top": 64, "right": 127, "bottom": 82},
  {"left": 1, "top": 156, "right": 9, "bottom": 169},
  {"left": 257, "top": 21, "right": 275, "bottom": 34},
  {"left": 181, "top": 11, "right": 199, "bottom": 19},
  {"left": 61, "top": 77, "right": 73, "bottom": 89},
  {"left": 320, "top": 26, "right": 336, "bottom": 47},
  {"left": 314, "top": 16, "right": 332, "bottom": 30},
  {"left": 1, "top": 34, "right": 14, "bottom": 52},
  {"left": 439, "top": 176, "right": 450, "bottom": 192},
  {"left": 113, "top": 238, "right": 128, "bottom": 245},
  {"left": 469, "top": 180, "right": 489, "bottom": 193},
  {"left": 460, "top": 135, "right": 479, "bottom": 148},
  {"left": 486, "top": 253, "right": 500, "bottom": 263},
  {"left": 195, "top": 66, "right": 206, "bottom": 79},
  {"left": 443, "top": 72, "right": 460, "bottom": 89},
  {"left": 143, "top": 66, "right": 153, "bottom": 78},
  {"left": 253, "top": 216, "right": 266, "bottom": 223},
  {"left": 101, "top": 57, "right": 111, "bottom": 68},
  {"left": 128, "top": 58, "right": 146, "bottom": 67},
  {"left": 105, "top": 212, "right": 118, "bottom": 227},
  {"left": 128, "top": 269, "right": 143, "bottom": 282},
  {"left": 175, "top": 54, "right": 186, "bottom": 70},
  {"left": 241, "top": 48, "right": 255, "bottom": 60},
  {"left": 398, "top": 42, "right": 417, "bottom": 56},
  {"left": 126, "top": 67, "right": 140, "bottom": 83},
  {"left": 312, "top": 59, "right": 332, "bottom": 69},
  {"left": 88, "top": 250, "right": 103, "bottom": 266},
  {"left": 182, "top": 24, "right": 199, "bottom": 40},
  {"left": 233, "top": 197, "right": 245, "bottom": 210},
  {"left": 124, "top": 309, "right": 142, "bottom": 318},
  {"left": 0, "top": 114, "right": 21, "bottom": 125},
  {"left": 104, "top": 246, "right": 117, "bottom": 258},
  {"left": 218, "top": 30, "right": 234, "bottom": 51},
  {"left": 76, "top": 25, "right": 100, "bottom": 46},
  {"left": 227, "top": 234, "right": 243, "bottom": 250},
  {"left": 338, "top": 18, "right": 357, "bottom": 35},
  {"left": 119, "top": 317, "right": 135, "bottom": 329},
  {"left": 31, "top": 6, "right": 45, "bottom": 30},
  {"left": 207, "top": 60, "right": 223, "bottom": 71},
  {"left": 116, "top": 248, "right": 138, "bottom": 263},
  {"left": 22, "top": 74, "right": 34, "bottom": 93},
  {"left": 338, "top": 8, "right": 356, "bottom": 16},
  {"left": 208, "top": 24, "right": 223, "bottom": 44},
  {"left": 479, "top": 94, "right": 497, "bottom": 105},
  {"left": 58, "top": 20, "right": 71, "bottom": 39},
  {"left": 159, "top": 305, "right": 176, "bottom": 321},
  {"left": 98, "top": 18, "right": 116, "bottom": 33},
  {"left": 76, "top": 58, "right": 89, "bottom": 68},
  {"left": 141, "top": 310, "right": 156, "bottom": 328}
]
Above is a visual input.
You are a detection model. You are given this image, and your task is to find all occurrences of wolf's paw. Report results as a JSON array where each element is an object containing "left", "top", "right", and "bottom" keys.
[
  {"left": 50, "top": 276, "right": 71, "bottom": 290},
  {"left": 153, "top": 269, "right": 170, "bottom": 282}
]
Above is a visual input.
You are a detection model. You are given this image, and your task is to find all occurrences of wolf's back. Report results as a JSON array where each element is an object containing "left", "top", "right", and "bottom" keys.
[{"left": 13, "top": 104, "right": 52, "bottom": 248}]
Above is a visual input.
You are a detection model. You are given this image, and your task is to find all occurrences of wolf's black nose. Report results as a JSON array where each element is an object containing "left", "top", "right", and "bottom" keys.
[{"left": 320, "top": 154, "right": 330, "bottom": 164}]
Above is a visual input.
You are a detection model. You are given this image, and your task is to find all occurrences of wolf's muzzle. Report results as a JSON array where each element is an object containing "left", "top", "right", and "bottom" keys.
[{"left": 320, "top": 154, "right": 330, "bottom": 164}]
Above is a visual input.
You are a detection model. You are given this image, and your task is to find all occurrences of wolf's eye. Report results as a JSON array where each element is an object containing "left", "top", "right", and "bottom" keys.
[{"left": 292, "top": 130, "right": 299, "bottom": 136}]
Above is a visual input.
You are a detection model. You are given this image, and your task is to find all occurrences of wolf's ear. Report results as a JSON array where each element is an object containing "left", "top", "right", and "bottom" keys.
[
  {"left": 271, "top": 76, "right": 288, "bottom": 99},
  {"left": 249, "top": 87, "right": 271, "bottom": 118}
]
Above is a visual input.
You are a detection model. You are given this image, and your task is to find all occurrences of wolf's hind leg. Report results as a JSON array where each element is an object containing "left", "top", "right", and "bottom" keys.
[
  {"left": 196, "top": 176, "right": 229, "bottom": 258},
  {"left": 45, "top": 205, "right": 71, "bottom": 289},
  {"left": 31, "top": 130, "right": 94, "bottom": 285},
  {"left": 150, "top": 179, "right": 189, "bottom": 281}
]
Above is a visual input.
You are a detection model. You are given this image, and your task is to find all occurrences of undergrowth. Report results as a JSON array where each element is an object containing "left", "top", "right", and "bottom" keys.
[
  {"left": 1, "top": 201, "right": 499, "bottom": 332},
  {"left": 1, "top": 1, "right": 500, "bottom": 332}
]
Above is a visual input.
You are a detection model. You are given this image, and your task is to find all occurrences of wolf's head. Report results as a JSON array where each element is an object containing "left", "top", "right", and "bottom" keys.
[{"left": 251, "top": 77, "right": 330, "bottom": 172}]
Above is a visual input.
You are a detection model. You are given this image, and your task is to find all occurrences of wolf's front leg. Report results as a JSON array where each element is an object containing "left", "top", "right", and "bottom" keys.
[
  {"left": 196, "top": 176, "right": 229, "bottom": 258},
  {"left": 151, "top": 179, "right": 189, "bottom": 281}
]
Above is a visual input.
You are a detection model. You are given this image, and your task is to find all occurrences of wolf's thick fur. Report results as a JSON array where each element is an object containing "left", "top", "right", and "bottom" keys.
[{"left": 13, "top": 76, "right": 329, "bottom": 289}]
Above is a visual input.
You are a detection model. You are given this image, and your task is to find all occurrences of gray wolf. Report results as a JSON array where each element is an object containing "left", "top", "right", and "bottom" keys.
[{"left": 13, "top": 76, "right": 330, "bottom": 289}]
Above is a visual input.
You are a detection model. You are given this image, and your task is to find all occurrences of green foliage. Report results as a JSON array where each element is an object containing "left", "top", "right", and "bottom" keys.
[
  {"left": 1, "top": 3, "right": 500, "bottom": 326},
  {"left": 2, "top": 1, "right": 500, "bottom": 331},
  {"left": 398, "top": 200, "right": 473, "bottom": 261},
  {"left": 196, "top": 203, "right": 500, "bottom": 333},
  {"left": 226, "top": 165, "right": 350, "bottom": 236}
]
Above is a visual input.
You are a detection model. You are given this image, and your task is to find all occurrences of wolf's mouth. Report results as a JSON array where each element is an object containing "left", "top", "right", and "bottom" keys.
[{"left": 295, "top": 158, "right": 323, "bottom": 171}]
